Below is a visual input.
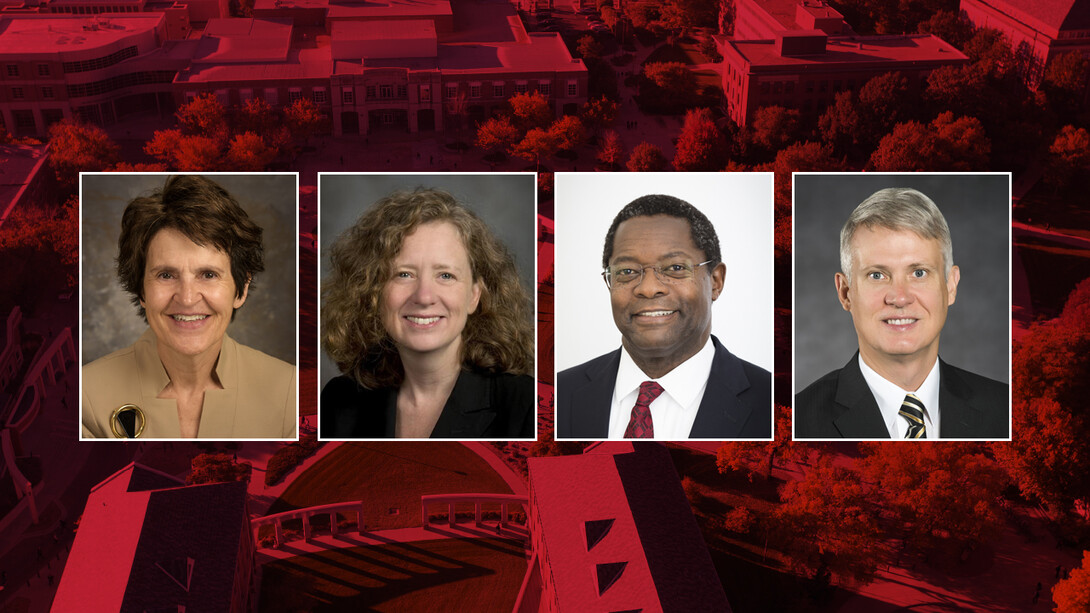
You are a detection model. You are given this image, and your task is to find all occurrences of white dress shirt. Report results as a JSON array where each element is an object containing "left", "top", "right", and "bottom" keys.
[
  {"left": 859, "top": 355, "right": 941, "bottom": 439},
  {"left": 607, "top": 337, "right": 714, "bottom": 440}
]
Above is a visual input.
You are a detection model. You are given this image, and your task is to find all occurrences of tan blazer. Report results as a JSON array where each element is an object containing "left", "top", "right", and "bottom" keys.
[{"left": 82, "top": 329, "right": 297, "bottom": 439}]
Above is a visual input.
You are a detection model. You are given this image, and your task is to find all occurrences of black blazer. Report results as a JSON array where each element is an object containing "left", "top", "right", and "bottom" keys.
[
  {"left": 556, "top": 335, "right": 772, "bottom": 439},
  {"left": 794, "top": 353, "right": 1009, "bottom": 439},
  {"left": 320, "top": 370, "right": 535, "bottom": 438}
]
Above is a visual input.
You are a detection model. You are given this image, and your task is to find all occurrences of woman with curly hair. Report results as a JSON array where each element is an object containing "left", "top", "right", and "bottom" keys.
[
  {"left": 321, "top": 187, "right": 535, "bottom": 438},
  {"left": 81, "top": 175, "right": 296, "bottom": 439}
]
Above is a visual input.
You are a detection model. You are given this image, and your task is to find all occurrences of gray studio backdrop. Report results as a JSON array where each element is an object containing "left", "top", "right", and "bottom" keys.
[
  {"left": 81, "top": 173, "right": 298, "bottom": 366},
  {"left": 793, "top": 173, "right": 1011, "bottom": 390},
  {"left": 318, "top": 173, "right": 537, "bottom": 390}
]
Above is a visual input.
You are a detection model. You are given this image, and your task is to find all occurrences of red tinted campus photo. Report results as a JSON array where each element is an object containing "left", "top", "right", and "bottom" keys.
[{"left": 1, "top": 0, "right": 1089, "bottom": 610}]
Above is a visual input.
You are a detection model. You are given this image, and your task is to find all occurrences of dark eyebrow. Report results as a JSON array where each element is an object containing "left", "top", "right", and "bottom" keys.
[{"left": 610, "top": 250, "right": 696, "bottom": 266}]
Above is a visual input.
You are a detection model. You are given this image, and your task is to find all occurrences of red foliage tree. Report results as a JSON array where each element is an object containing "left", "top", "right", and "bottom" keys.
[
  {"left": 772, "top": 456, "right": 882, "bottom": 586},
  {"left": 581, "top": 96, "right": 619, "bottom": 136},
  {"left": 226, "top": 131, "right": 279, "bottom": 171},
  {"left": 511, "top": 127, "right": 560, "bottom": 169},
  {"left": 716, "top": 405, "right": 802, "bottom": 480},
  {"left": 46, "top": 119, "right": 120, "bottom": 191},
  {"left": 596, "top": 130, "right": 625, "bottom": 170},
  {"left": 1045, "top": 125, "right": 1090, "bottom": 194},
  {"left": 509, "top": 90, "right": 553, "bottom": 132},
  {"left": 172, "top": 134, "right": 224, "bottom": 171},
  {"left": 748, "top": 105, "right": 801, "bottom": 153},
  {"left": 144, "top": 128, "right": 183, "bottom": 166},
  {"left": 818, "top": 90, "right": 861, "bottom": 156},
  {"left": 860, "top": 442, "right": 1006, "bottom": 551},
  {"left": 475, "top": 116, "right": 520, "bottom": 156},
  {"left": 1053, "top": 550, "right": 1090, "bottom": 613},
  {"left": 868, "top": 112, "right": 990, "bottom": 171},
  {"left": 176, "top": 92, "right": 230, "bottom": 145},
  {"left": 997, "top": 278, "right": 1090, "bottom": 511},
  {"left": 917, "top": 10, "right": 973, "bottom": 48},
  {"left": 284, "top": 97, "right": 324, "bottom": 145},
  {"left": 237, "top": 97, "right": 280, "bottom": 137},
  {"left": 673, "top": 108, "right": 724, "bottom": 171},
  {"left": 549, "top": 115, "right": 586, "bottom": 151},
  {"left": 626, "top": 142, "right": 668, "bottom": 172},
  {"left": 643, "top": 61, "right": 697, "bottom": 93},
  {"left": 188, "top": 452, "right": 252, "bottom": 485}
]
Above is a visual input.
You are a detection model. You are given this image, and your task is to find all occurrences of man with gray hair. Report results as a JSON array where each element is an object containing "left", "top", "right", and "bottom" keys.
[{"left": 795, "top": 187, "right": 1008, "bottom": 439}]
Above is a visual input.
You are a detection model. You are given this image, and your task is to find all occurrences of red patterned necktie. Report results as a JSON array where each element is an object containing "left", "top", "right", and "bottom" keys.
[{"left": 624, "top": 381, "right": 664, "bottom": 438}]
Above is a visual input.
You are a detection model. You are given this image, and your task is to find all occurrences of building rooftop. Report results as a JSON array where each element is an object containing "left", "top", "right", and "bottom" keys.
[
  {"left": 529, "top": 443, "right": 730, "bottom": 613},
  {"left": 331, "top": 16, "right": 434, "bottom": 40},
  {"left": 0, "top": 14, "right": 163, "bottom": 55},
  {"left": 326, "top": 0, "right": 452, "bottom": 20},
  {"left": 338, "top": 31, "right": 582, "bottom": 74},
  {"left": 727, "top": 33, "right": 967, "bottom": 67},
  {"left": 192, "top": 17, "right": 292, "bottom": 63},
  {"left": 178, "top": 44, "right": 332, "bottom": 81},
  {"left": 251, "top": 0, "right": 453, "bottom": 19},
  {"left": 968, "top": 0, "right": 1090, "bottom": 36},
  {"left": 751, "top": 0, "right": 842, "bottom": 30},
  {"left": 438, "top": 34, "right": 584, "bottom": 73},
  {"left": 53, "top": 463, "right": 249, "bottom": 612}
]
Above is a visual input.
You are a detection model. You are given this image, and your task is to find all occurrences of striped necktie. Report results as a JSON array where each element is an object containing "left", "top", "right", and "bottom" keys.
[
  {"left": 624, "top": 381, "right": 663, "bottom": 438},
  {"left": 899, "top": 393, "right": 927, "bottom": 439}
]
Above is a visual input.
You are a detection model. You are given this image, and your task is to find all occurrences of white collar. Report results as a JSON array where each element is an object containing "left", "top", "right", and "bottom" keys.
[
  {"left": 616, "top": 337, "right": 715, "bottom": 409},
  {"left": 858, "top": 354, "right": 941, "bottom": 439}
]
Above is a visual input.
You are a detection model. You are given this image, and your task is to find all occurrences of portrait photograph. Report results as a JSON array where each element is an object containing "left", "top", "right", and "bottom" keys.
[
  {"left": 317, "top": 173, "right": 537, "bottom": 441},
  {"left": 793, "top": 172, "right": 1011, "bottom": 441},
  {"left": 80, "top": 173, "right": 299, "bottom": 440},
  {"left": 553, "top": 172, "right": 774, "bottom": 441}
]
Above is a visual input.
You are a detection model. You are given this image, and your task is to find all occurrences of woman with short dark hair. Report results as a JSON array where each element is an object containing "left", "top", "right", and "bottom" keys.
[{"left": 82, "top": 175, "right": 296, "bottom": 439}]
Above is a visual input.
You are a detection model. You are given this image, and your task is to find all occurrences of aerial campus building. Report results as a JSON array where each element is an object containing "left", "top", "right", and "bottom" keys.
[
  {"left": 53, "top": 444, "right": 728, "bottom": 611},
  {"left": 959, "top": 0, "right": 1090, "bottom": 86},
  {"left": 522, "top": 443, "right": 730, "bottom": 613},
  {"left": 51, "top": 463, "right": 256, "bottom": 612},
  {"left": 0, "top": 0, "right": 587, "bottom": 137},
  {"left": 717, "top": 0, "right": 968, "bottom": 126}
]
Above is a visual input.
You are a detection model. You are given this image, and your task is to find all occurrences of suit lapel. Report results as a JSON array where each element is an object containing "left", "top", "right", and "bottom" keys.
[
  {"left": 432, "top": 371, "right": 496, "bottom": 438},
  {"left": 688, "top": 338, "right": 753, "bottom": 439},
  {"left": 937, "top": 359, "right": 982, "bottom": 438},
  {"left": 833, "top": 355, "right": 890, "bottom": 438},
  {"left": 570, "top": 350, "right": 620, "bottom": 437}
]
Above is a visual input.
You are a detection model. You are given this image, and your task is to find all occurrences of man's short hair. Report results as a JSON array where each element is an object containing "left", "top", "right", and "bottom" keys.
[
  {"left": 601, "top": 194, "right": 721, "bottom": 268},
  {"left": 840, "top": 188, "right": 953, "bottom": 279}
]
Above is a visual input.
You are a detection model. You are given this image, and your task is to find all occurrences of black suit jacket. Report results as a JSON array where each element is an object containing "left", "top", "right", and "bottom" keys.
[
  {"left": 794, "top": 354, "right": 1009, "bottom": 439},
  {"left": 556, "top": 335, "right": 772, "bottom": 439},
  {"left": 320, "top": 370, "right": 535, "bottom": 438}
]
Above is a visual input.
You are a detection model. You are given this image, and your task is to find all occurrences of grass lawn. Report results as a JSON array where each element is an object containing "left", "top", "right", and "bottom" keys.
[
  {"left": 266, "top": 442, "right": 514, "bottom": 531},
  {"left": 642, "top": 43, "right": 697, "bottom": 65},
  {"left": 258, "top": 538, "right": 527, "bottom": 612}
]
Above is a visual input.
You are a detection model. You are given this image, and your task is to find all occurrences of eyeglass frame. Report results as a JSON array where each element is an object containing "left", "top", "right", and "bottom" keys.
[{"left": 601, "top": 259, "right": 715, "bottom": 290}]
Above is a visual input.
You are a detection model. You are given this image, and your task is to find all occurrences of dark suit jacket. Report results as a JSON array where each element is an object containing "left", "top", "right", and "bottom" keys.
[
  {"left": 556, "top": 335, "right": 772, "bottom": 439},
  {"left": 794, "top": 354, "right": 1009, "bottom": 439},
  {"left": 320, "top": 370, "right": 535, "bottom": 438}
]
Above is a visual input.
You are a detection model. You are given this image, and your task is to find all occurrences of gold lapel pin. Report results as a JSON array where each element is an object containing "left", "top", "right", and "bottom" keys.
[{"left": 110, "top": 404, "right": 146, "bottom": 438}]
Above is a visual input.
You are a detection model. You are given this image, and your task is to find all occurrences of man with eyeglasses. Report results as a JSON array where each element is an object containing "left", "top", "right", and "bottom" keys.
[{"left": 556, "top": 194, "right": 772, "bottom": 440}]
